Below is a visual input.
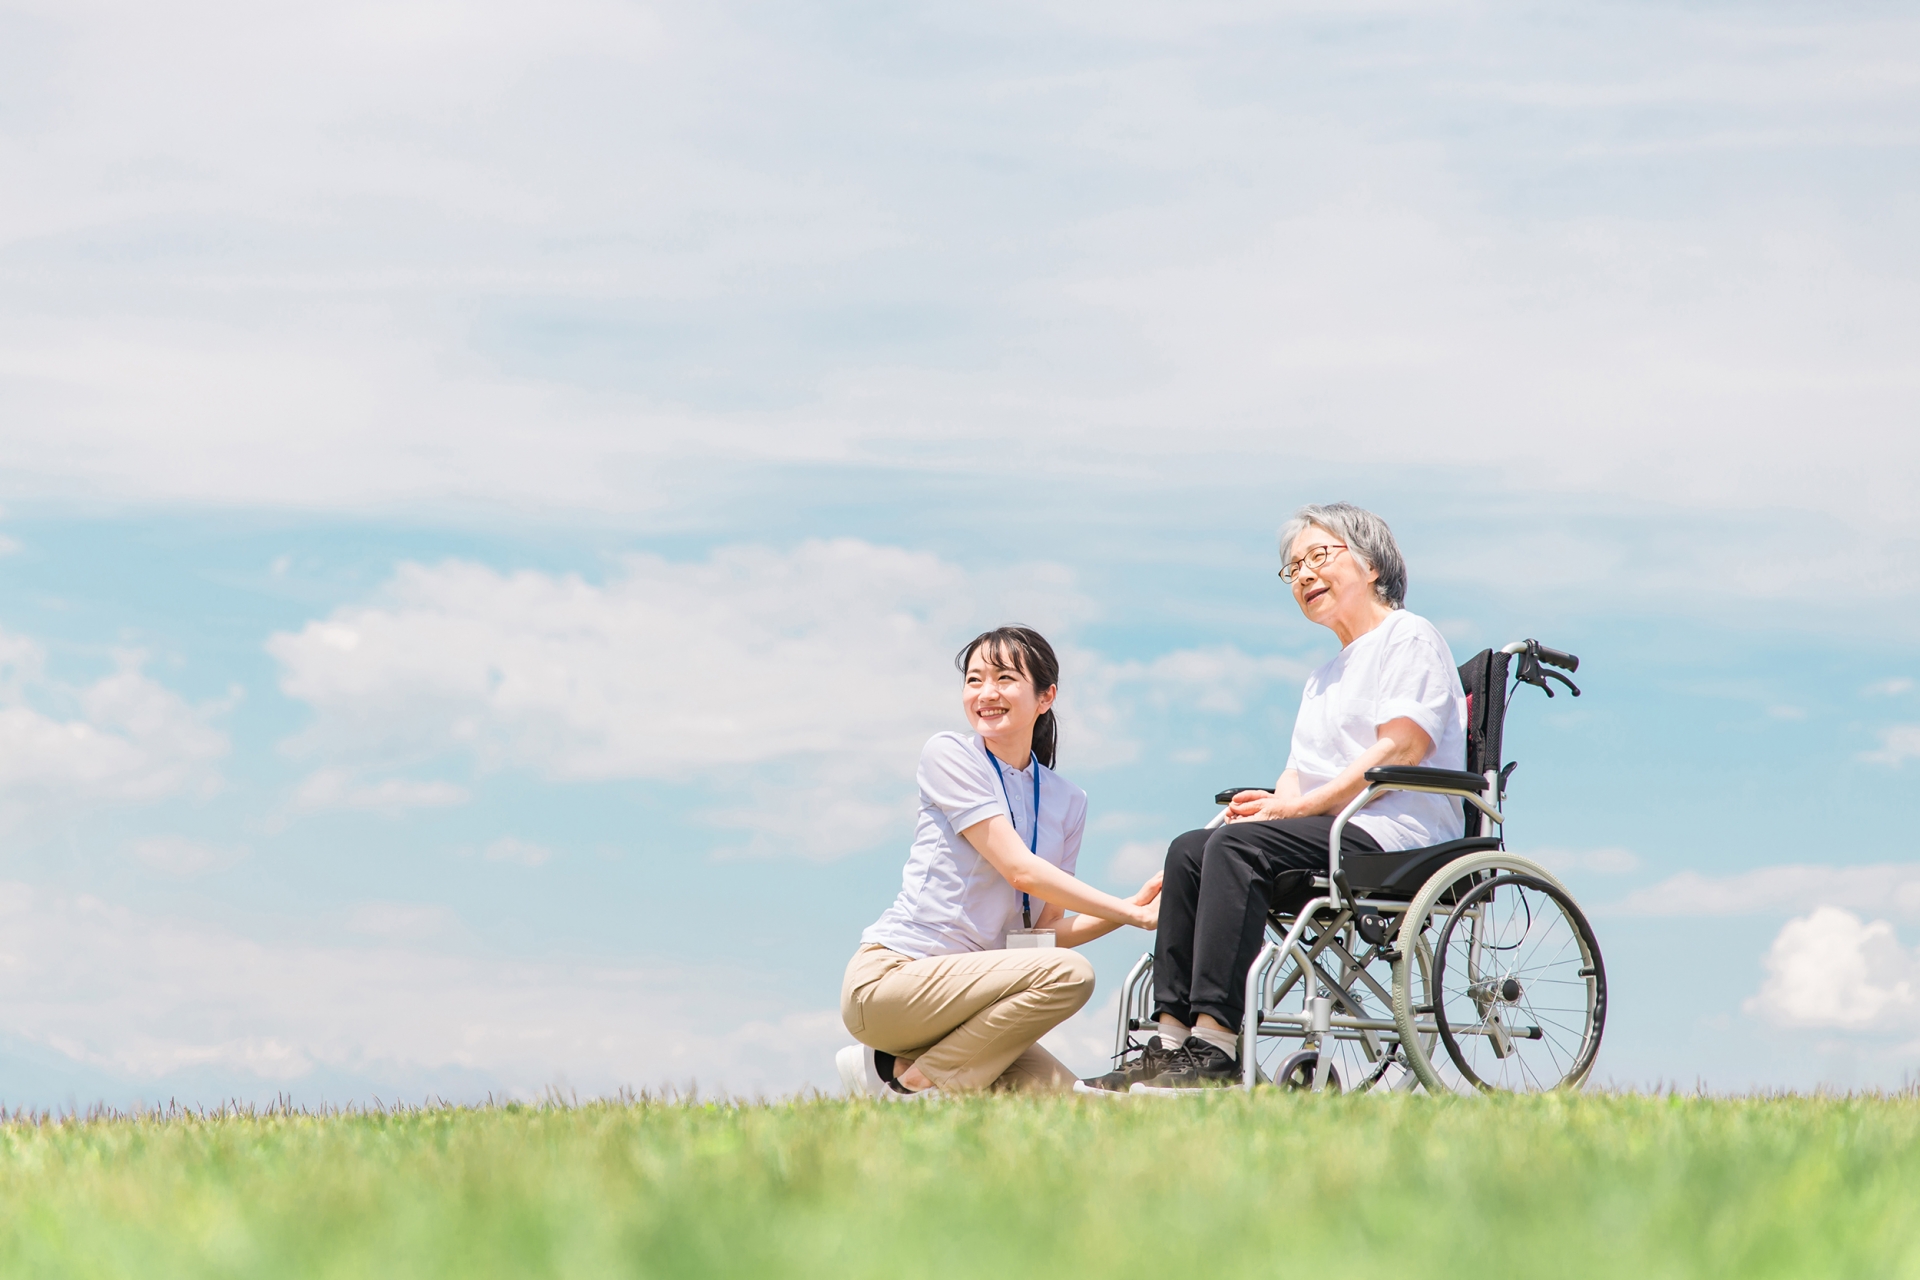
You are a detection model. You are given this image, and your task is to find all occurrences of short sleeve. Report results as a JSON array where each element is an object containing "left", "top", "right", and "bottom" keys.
[
  {"left": 1372, "top": 629, "right": 1457, "bottom": 746},
  {"left": 917, "top": 734, "right": 1006, "bottom": 834},
  {"left": 1057, "top": 790, "right": 1086, "bottom": 877}
]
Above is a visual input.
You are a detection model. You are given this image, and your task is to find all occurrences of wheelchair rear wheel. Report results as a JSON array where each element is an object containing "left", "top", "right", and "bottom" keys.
[{"left": 1392, "top": 853, "right": 1606, "bottom": 1094}]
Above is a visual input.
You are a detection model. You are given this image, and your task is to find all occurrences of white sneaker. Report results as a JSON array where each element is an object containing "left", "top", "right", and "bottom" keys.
[
  {"left": 836, "top": 1044, "right": 888, "bottom": 1098},
  {"left": 1072, "top": 1079, "right": 1136, "bottom": 1098},
  {"left": 835, "top": 1044, "right": 942, "bottom": 1101}
]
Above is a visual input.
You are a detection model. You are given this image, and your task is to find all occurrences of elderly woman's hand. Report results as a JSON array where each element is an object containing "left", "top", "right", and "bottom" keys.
[{"left": 1224, "top": 790, "right": 1303, "bottom": 823}]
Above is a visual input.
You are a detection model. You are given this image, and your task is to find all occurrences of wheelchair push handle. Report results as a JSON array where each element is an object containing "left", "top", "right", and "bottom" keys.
[
  {"left": 1501, "top": 638, "right": 1578, "bottom": 673},
  {"left": 1534, "top": 643, "right": 1578, "bottom": 673},
  {"left": 1504, "top": 639, "right": 1582, "bottom": 698}
]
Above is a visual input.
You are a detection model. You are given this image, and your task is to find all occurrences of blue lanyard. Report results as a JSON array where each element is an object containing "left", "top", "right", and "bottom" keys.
[{"left": 983, "top": 740, "right": 1040, "bottom": 928}]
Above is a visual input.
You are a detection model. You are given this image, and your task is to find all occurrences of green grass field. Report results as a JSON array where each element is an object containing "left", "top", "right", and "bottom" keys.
[{"left": 0, "top": 1091, "right": 1914, "bottom": 1278}]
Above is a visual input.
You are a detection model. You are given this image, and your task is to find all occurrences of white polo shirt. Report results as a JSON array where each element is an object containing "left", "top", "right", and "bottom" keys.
[
  {"left": 861, "top": 731, "right": 1088, "bottom": 960},
  {"left": 1285, "top": 608, "right": 1469, "bottom": 852}
]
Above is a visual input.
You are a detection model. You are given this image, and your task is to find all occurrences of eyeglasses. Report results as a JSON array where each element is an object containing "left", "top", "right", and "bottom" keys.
[{"left": 1278, "top": 543, "right": 1349, "bottom": 584}]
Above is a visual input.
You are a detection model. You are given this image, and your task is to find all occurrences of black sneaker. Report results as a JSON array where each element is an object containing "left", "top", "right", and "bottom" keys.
[
  {"left": 1132, "top": 1036, "right": 1240, "bottom": 1092},
  {"left": 1073, "top": 1036, "right": 1186, "bottom": 1095}
]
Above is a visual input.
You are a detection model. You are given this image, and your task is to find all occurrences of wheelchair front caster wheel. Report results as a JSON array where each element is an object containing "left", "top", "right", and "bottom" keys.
[{"left": 1275, "top": 1051, "right": 1342, "bottom": 1093}]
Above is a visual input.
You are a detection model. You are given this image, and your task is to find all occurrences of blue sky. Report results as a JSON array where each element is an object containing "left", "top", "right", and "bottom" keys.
[{"left": 0, "top": 0, "right": 1916, "bottom": 1104}]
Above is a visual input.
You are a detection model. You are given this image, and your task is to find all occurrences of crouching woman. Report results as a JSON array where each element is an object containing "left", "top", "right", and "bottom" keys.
[{"left": 837, "top": 626, "right": 1162, "bottom": 1097}]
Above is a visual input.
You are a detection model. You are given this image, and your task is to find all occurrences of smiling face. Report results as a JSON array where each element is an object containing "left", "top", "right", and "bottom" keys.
[
  {"left": 963, "top": 642, "right": 1057, "bottom": 756},
  {"left": 1288, "top": 524, "right": 1382, "bottom": 638}
]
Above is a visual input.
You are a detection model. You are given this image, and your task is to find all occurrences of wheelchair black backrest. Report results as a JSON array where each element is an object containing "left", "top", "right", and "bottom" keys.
[{"left": 1456, "top": 648, "right": 1512, "bottom": 834}]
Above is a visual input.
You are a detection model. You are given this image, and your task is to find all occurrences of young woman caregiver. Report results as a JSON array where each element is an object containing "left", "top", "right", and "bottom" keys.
[{"left": 837, "top": 626, "right": 1163, "bottom": 1097}]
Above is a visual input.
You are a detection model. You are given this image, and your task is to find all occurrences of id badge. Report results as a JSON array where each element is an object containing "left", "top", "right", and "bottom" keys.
[{"left": 1006, "top": 929, "right": 1056, "bottom": 949}]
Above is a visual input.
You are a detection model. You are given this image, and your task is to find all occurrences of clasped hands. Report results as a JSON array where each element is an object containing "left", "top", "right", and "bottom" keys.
[{"left": 1222, "top": 790, "right": 1304, "bottom": 823}]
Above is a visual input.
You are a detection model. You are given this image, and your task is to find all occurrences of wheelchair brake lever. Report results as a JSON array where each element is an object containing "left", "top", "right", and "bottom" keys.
[
  {"left": 1543, "top": 669, "right": 1581, "bottom": 698},
  {"left": 1515, "top": 650, "right": 1579, "bottom": 698}
]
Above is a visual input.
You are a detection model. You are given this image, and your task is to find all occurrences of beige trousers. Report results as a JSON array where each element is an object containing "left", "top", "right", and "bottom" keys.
[{"left": 840, "top": 943, "right": 1095, "bottom": 1093}]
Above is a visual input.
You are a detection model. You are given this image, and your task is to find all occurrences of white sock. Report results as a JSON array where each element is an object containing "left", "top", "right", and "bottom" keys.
[
  {"left": 1191, "top": 1022, "right": 1239, "bottom": 1056},
  {"left": 1157, "top": 1017, "right": 1189, "bottom": 1049}
]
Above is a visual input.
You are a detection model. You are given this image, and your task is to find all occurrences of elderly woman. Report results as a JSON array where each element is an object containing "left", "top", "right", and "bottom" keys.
[{"left": 1079, "top": 502, "right": 1467, "bottom": 1092}]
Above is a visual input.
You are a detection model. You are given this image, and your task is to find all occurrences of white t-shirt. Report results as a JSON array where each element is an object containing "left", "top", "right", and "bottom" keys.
[
  {"left": 1285, "top": 609, "right": 1468, "bottom": 852},
  {"left": 861, "top": 731, "right": 1088, "bottom": 960}
]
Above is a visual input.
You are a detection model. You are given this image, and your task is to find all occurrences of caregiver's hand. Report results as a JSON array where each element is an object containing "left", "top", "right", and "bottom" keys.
[{"left": 1130, "top": 871, "right": 1163, "bottom": 931}]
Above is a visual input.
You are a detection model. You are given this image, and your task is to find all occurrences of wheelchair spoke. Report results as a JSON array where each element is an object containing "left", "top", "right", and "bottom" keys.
[
  {"left": 1534, "top": 1014, "right": 1593, "bottom": 1041},
  {"left": 1525, "top": 1005, "right": 1575, "bottom": 1062},
  {"left": 1491, "top": 901, "right": 1558, "bottom": 964},
  {"left": 1508, "top": 928, "right": 1579, "bottom": 979},
  {"left": 1499, "top": 911, "right": 1574, "bottom": 981}
]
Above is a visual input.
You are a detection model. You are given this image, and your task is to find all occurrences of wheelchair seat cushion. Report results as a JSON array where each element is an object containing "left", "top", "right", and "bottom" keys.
[
  {"left": 1269, "top": 867, "right": 1319, "bottom": 919},
  {"left": 1341, "top": 837, "right": 1504, "bottom": 899}
]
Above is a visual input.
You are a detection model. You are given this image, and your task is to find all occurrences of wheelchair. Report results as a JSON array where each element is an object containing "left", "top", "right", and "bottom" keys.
[{"left": 1113, "top": 640, "right": 1606, "bottom": 1094}]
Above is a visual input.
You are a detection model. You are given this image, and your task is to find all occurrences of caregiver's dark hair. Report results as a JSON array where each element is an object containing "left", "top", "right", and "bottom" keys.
[{"left": 955, "top": 625, "right": 1061, "bottom": 769}]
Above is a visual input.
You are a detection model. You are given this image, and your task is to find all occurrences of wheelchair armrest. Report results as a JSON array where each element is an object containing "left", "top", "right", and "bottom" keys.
[
  {"left": 1214, "top": 787, "right": 1272, "bottom": 804},
  {"left": 1363, "top": 766, "right": 1487, "bottom": 793}
]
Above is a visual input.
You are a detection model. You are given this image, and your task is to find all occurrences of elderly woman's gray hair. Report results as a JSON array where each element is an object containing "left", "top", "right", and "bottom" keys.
[{"left": 1278, "top": 502, "right": 1408, "bottom": 609}]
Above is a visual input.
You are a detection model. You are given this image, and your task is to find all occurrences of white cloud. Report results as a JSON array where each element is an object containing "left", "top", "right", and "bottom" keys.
[
  {"left": 1865, "top": 678, "right": 1915, "bottom": 697},
  {"left": 1107, "top": 840, "right": 1166, "bottom": 885},
  {"left": 271, "top": 541, "right": 970, "bottom": 776},
  {"left": 126, "top": 837, "right": 247, "bottom": 876},
  {"left": 1531, "top": 846, "right": 1641, "bottom": 876},
  {"left": 293, "top": 769, "right": 470, "bottom": 812},
  {"left": 0, "top": 0, "right": 1916, "bottom": 627},
  {"left": 0, "top": 881, "right": 847, "bottom": 1098},
  {"left": 1861, "top": 725, "right": 1920, "bottom": 766},
  {"left": 1746, "top": 907, "right": 1917, "bottom": 1031},
  {"left": 1109, "top": 646, "right": 1314, "bottom": 716},
  {"left": 0, "top": 632, "right": 228, "bottom": 807},
  {"left": 1044, "top": 644, "right": 1313, "bottom": 777},
  {"left": 481, "top": 836, "right": 552, "bottom": 867},
  {"left": 344, "top": 901, "right": 456, "bottom": 940},
  {"left": 269, "top": 540, "right": 978, "bottom": 858},
  {"left": 1619, "top": 864, "right": 1920, "bottom": 921}
]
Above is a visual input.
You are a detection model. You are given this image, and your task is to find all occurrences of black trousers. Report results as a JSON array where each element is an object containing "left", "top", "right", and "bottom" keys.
[{"left": 1152, "top": 817, "right": 1383, "bottom": 1034}]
